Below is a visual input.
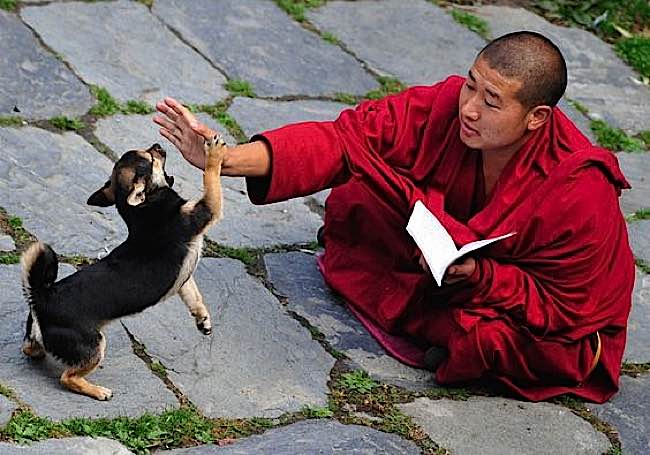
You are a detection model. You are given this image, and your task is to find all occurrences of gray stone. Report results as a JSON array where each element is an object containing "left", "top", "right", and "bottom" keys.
[
  {"left": 474, "top": 6, "right": 650, "bottom": 134},
  {"left": 122, "top": 258, "right": 335, "bottom": 418},
  {"left": 0, "top": 234, "right": 15, "bottom": 251},
  {"left": 307, "top": 0, "right": 485, "bottom": 85},
  {"left": 629, "top": 220, "right": 650, "bottom": 264},
  {"left": 0, "top": 437, "right": 133, "bottom": 454},
  {"left": 0, "top": 10, "right": 92, "bottom": 120},
  {"left": 618, "top": 151, "right": 650, "bottom": 216},
  {"left": 153, "top": 0, "right": 378, "bottom": 97},
  {"left": 0, "top": 126, "right": 126, "bottom": 258},
  {"left": 94, "top": 113, "right": 322, "bottom": 247},
  {"left": 0, "top": 264, "right": 178, "bottom": 420},
  {"left": 399, "top": 397, "right": 611, "bottom": 455},
  {"left": 228, "top": 98, "right": 348, "bottom": 138},
  {"left": 161, "top": 419, "right": 419, "bottom": 454},
  {"left": 591, "top": 375, "right": 650, "bottom": 455},
  {"left": 0, "top": 393, "right": 16, "bottom": 427},
  {"left": 265, "top": 252, "right": 435, "bottom": 391},
  {"left": 21, "top": 1, "right": 227, "bottom": 106},
  {"left": 624, "top": 268, "right": 650, "bottom": 363}
]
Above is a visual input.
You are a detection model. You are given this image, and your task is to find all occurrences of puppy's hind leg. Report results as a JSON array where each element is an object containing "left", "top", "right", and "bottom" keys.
[
  {"left": 60, "top": 332, "right": 112, "bottom": 401},
  {"left": 179, "top": 276, "right": 212, "bottom": 335}
]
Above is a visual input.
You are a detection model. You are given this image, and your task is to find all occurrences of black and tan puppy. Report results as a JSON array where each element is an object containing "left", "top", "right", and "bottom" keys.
[{"left": 20, "top": 136, "right": 226, "bottom": 400}]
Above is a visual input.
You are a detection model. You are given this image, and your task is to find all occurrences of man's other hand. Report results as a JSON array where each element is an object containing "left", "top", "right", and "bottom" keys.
[
  {"left": 444, "top": 257, "right": 476, "bottom": 284},
  {"left": 154, "top": 97, "right": 217, "bottom": 170}
]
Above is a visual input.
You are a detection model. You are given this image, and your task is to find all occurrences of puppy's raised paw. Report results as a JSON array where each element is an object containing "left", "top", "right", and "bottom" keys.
[{"left": 204, "top": 134, "right": 227, "bottom": 165}]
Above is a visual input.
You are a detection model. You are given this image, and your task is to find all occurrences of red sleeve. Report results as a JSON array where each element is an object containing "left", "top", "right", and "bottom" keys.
[{"left": 457, "top": 167, "right": 635, "bottom": 340}]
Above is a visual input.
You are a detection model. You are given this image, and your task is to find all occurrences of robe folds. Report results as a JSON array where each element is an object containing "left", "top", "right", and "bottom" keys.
[{"left": 247, "top": 76, "right": 635, "bottom": 403}]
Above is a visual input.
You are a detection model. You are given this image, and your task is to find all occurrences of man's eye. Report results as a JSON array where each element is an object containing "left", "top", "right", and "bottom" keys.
[
  {"left": 466, "top": 83, "right": 475, "bottom": 91},
  {"left": 485, "top": 99, "right": 498, "bottom": 108}
]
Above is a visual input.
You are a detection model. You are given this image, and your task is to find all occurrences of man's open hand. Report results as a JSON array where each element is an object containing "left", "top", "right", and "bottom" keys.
[{"left": 153, "top": 97, "right": 217, "bottom": 170}]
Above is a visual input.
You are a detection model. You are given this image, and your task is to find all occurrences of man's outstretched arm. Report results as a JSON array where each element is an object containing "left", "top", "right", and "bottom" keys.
[{"left": 154, "top": 97, "right": 271, "bottom": 177}]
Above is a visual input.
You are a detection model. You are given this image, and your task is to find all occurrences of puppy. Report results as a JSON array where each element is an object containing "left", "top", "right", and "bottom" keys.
[{"left": 20, "top": 136, "right": 226, "bottom": 400}]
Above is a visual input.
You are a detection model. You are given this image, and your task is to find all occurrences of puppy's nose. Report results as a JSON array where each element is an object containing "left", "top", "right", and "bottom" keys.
[{"left": 150, "top": 143, "right": 165, "bottom": 158}]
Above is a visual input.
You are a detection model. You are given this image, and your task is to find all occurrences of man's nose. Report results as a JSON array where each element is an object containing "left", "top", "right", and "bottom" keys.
[{"left": 461, "top": 98, "right": 480, "bottom": 121}]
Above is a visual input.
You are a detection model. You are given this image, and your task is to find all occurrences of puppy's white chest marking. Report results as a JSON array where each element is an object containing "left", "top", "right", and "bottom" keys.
[{"left": 163, "top": 236, "right": 203, "bottom": 301}]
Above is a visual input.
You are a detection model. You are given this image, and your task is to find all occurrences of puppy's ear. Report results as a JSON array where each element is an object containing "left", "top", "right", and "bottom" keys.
[
  {"left": 127, "top": 178, "right": 146, "bottom": 206},
  {"left": 87, "top": 179, "right": 115, "bottom": 207}
]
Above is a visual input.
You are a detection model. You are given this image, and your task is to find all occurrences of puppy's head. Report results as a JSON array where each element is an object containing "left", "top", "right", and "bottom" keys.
[{"left": 87, "top": 143, "right": 175, "bottom": 208}]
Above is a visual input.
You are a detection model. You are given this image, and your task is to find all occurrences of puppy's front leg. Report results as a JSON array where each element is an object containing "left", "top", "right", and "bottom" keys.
[
  {"left": 179, "top": 276, "right": 212, "bottom": 335},
  {"left": 201, "top": 134, "right": 227, "bottom": 222}
]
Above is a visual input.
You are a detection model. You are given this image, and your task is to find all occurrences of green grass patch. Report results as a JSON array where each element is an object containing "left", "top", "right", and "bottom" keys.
[
  {"left": 203, "top": 239, "right": 258, "bottom": 266},
  {"left": 225, "top": 80, "right": 256, "bottom": 98},
  {"left": 0, "top": 212, "right": 33, "bottom": 248},
  {"left": 590, "top": 119, "right": 645, "bottom": 152},
  {"left": 150, "top": 360, "right": 167, "bottom": 376},
  {"left": 0, "top": 116, "right": 24, "bottom": 128},
  {"left": 615, "top": 36, "right": 650, "bottom": 79},
  {"left": 451, "top": 9, "right": 489, "bottom": 40},
  {"left": 300, "top": 405, "right": 334, "bottom": 418},
  {"left": 0, "top": 383, "right": 17, "bottom": 400},
  {"left": 275, "top": 0, "right": 324, "bottom": 22},
  {"left": 621, "top": 362, "right": 650, "bottom": 376},
  {"left": 339, "top": 370, "right": 379, "bottom": 394},
  {"left": 0, "top": 0, "right": 17, "bottom": 12},
  {"left": 639, "top": 130, "right": 650, "bottom": 147},
  {"left": 628, "top": 208, "right": 650, "bottom": 221},
  {"left": 89, "top": 86, "right": 155, "bottom": 117},
  {"left": 0, "top": 407, "right": 275, "bottom": 453},
  {"left": 321, "top": 32, "right": 340, "bottom": 45},
  {"left": 0, "top": 252, "right": 20, "bottom": 265},
  {"left": 364, "top": 76, "right": 408, "bottom": 100},
  {"left": 567, "top": 99, "right": 589, "bottom": 116},
  {"left": 636, "top": 258, "right": 650, "bottom": 274},
  {"left": 192, "top": 102, "right": 248, "bottom": 144},
  {"left": 333, "top": 93, "right": 358, "bottom": 105},
  {"left": 50, "top": 116, "right": 86, "bottom": 132}
]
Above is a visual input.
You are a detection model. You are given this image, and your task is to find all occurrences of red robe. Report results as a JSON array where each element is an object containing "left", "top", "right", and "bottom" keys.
[{"left": 247, "top": 76, "right": 635, "bottom": 403}]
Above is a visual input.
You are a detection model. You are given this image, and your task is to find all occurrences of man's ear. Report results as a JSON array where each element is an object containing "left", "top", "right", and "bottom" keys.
[
  {"left": 526, "top": 106, "right": 552, "bottom": 132},
  {"left": 87, "top": 179, "right": 115, "bottom": 207},
  {"left": 126, "top": 178, "right": 146, "bottom": 206}
]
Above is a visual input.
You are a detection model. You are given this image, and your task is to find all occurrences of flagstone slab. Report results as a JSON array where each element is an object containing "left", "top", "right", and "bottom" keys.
[
  {"left": 624, "top": 268, "right": 650, "bottom": 363},
  {"left": 591, "top": 374, "right": 650, "bottom": 455},
  {"left": 0, "top": 394, "right": 16, "bottom": 427},
  {"left": 21, "top": 1, "right": 227, "bottom": 106},
  {"left": 228, "top": 98, "right": 348, "bottom": 138},
  {"left": 0, "top": 10, "right": 92, "bottom": 120},
  {"left": 399, "top": 397, "right": 611, "bottom": 455},
  {"left": 307, "top": 0, "right": 485, "bottom": 86},
  {"left": 618, "top": 151, "right": 650, "bottom": 216},
  {"left": 265, "top": 252, "right": 435, "bottom": 391},
  {"left": 0, "top": 264, "right": 178, "bottom": 420},
  {"left": 122, "top": 258, "right": 335, "bottom": 419},
  {"left": 629, "top": 220, "right": 650, "bottom": 265},
  {"left": 0, "top": 126, "right": 126, "bottom": 258},
  {"left": 161, "top": 419, "right": 419, "bottom": 454},
  {"left": 152, "top": 0, "right": 378, "bottom": 97},
  {"left": 0, "top": 234, "right": 15, "bottom": 251},
  {"left": 94, "top": 114, "right": 322, "bottom": 247},
  {"left": 473, "top": 5, "right": 650, "bottom": 134},
  {"left": 0, "top": 437, "right": 133, "bottom": 455}
]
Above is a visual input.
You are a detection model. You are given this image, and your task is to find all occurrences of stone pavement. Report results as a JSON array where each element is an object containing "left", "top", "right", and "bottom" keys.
[{"left": 0, "top": 0, "right": 648, "bottom": 454}]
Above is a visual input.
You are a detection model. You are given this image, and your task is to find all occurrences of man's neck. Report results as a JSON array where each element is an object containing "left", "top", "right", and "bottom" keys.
[{"left": 481, "top": 132, "right": 531, "bottom": 197}]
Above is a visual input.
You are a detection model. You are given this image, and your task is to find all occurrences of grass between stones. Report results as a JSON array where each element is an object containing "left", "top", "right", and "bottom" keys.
[
  {"left": 450, "top": 8, "right": 490, "bottom": 40},
  {"left": 49, "top": 116, "right": 86, "bottom": 132},
  {"left": 0, "top": 116, "right": 25, "bottom": 128},
  {"left": 186, "top": 100, "right": 248, "bottom": 144},
  {"left": 621, "top": 362, "right": 650, "bottom": 376},
  {"left": 590, "top": 119, "right": 646, "bottom": 152},
  {"left": 89, "top": 86, "right": 155, "bottom": 117},
  {"left": 635, "top": 258, "right": 650, "bottom": 274},
  {"left": 364, "top": 76, "right": 408, "bottom": 100},
  {"left": 552, "top": 395, "right": 622, "bottom": 454},
  {"left": 626, "top": 208, "right": 650, "bottom": 222},
  {"left": 0, "top": 0, "right": 16, "bottom": 12},
  {"left": 224, "top": 80, "right": 256, "bottom": 98},
  {"left": 275, "top": 0, "right": 325, "bottom": 23},
  {"left": 0, "top": 210, "right": 35, "bottom": 251}
]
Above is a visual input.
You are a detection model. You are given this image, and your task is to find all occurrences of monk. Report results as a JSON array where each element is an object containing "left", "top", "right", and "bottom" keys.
[{"left": 153, "top": 31, "right": 635, "bottom": 403}]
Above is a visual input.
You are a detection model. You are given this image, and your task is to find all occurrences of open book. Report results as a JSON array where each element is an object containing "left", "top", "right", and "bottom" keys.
[{"left": 406, "top": 200, "right": 515, "bottom": 286}]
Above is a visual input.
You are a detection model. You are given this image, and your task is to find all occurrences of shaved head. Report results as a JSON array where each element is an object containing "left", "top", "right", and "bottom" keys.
[{"left": 477, "top": 31, "right": 567, "bottom": 109}]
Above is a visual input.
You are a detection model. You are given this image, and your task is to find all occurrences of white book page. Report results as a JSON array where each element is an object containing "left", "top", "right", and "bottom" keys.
[{"left": 406, "top": 201, "right": 515, "bottom": 286}]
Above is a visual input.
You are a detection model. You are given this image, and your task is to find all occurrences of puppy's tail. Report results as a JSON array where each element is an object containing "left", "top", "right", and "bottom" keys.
[{"left": 21, "top": 242, "right": 58, "bottom": 304}]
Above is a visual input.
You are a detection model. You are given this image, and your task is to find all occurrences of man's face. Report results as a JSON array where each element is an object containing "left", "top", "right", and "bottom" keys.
[{"left": 458, "top": 57, "right": 532, "bottom": 153}]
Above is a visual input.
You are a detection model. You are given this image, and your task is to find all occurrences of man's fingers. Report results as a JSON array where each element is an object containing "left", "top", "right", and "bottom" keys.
[
  {"left": 192, "top": 123, "right": 217, "bottom": 141},
  {"left": 153, "top": 115, "right": 178, "bottom": 132},
  {"left": 165, "top": 97, "right": 195, "bottom": 124},
  {"left": 160, "top": 128, "right": 181, "bottom": 150}
]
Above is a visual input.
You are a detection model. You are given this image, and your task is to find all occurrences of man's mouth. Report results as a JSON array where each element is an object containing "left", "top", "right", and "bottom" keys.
[{"left": 460, "top": 119, "right": 480, "bottom": 137}]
